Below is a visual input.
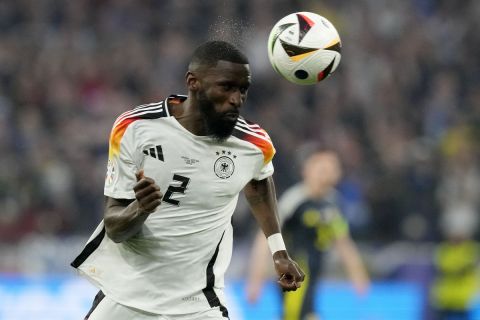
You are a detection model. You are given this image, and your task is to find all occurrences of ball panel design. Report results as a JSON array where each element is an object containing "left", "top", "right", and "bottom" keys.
[
  {"left": 267, "top": 11, "right": 342, "bottom": 85},
  {"left": 294, "top": 70, "right": 309, "bottom": 79}
]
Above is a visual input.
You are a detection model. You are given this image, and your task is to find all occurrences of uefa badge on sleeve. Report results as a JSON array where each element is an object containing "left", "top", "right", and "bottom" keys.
[{"left": 105, "top": 158, "right": 118, "bottom": 186}]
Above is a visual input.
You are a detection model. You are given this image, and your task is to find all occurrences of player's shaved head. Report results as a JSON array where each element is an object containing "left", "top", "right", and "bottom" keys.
[
  {"left": 185, "top": 41, "right": 250, "bottom": 141},
  {"left": 188, "top": 40, "right": 249, "bottom": 72}
]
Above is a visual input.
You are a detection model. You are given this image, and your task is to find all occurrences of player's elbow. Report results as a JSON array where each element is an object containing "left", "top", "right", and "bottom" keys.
[
  {"left": 104, "top": 217, "right": 128, "bottom": 243},
  {"left": 105, "top": 225, "right": 125, "bottom": 243},
  {"left": 107, "top": 233, "right": 125, "bottom": 243}
]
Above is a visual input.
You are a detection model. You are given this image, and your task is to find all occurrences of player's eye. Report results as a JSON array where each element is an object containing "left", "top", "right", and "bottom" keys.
[
  {"left": 221, "top": 83, "right": 233, "bottom": 91},
  {"left": 239, "top": 86, "right": 249, "bottom": 94}
]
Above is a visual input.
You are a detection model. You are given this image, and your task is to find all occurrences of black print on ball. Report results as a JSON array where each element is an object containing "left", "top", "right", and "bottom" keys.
[{"left": 295, "top": 70, "right": 309, "bottom": 79}]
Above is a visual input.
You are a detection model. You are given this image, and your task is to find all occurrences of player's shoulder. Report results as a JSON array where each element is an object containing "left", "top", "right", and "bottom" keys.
[
  {"left": 110, "top": 94, "right": 187, "bottom": 132},
  {"left": 278, "top": 183, "right": 308, "bottom": 221},
  {"left": 232, "top": 116, "right": 275, "bottom": 164},
  {"left": 108, "top": 97, "right": 181, "bottom": 157},
  {"left": 279, "top": 183, "right": 308, "bottom": 207}
]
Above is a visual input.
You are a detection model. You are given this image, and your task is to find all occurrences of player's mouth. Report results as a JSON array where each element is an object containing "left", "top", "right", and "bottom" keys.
[{"left": 223, "top": 112, "right": 239, "bottom": 122}]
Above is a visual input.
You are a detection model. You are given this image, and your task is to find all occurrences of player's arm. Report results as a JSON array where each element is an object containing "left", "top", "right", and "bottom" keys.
[
  {"left": 244, "top": 176, "right": 305, "bottom": 292},
  {"left": 104, "top": 170, "right": 162, "bottom": 243},
  {"left": 245, "top": 229, "right": 271, "bottom": 303},
  {"left": 335, "top": 235, "right": 370, "bottom": 295}
]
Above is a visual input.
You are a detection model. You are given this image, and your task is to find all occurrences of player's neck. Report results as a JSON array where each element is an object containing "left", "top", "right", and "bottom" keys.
[
  {"left": 305, "top": 185, "right": 332, "bottom": 199},
  {"left": 169, "top": 98, "right": 208, "bottom": 136}
]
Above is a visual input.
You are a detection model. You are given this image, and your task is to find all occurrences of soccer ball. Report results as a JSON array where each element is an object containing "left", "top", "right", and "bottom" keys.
[{"left": 267, "top": 12, "right": 342, "bottom": 85}]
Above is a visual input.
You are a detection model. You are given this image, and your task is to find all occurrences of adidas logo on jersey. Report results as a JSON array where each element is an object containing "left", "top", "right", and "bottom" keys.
[{"left": 143, "top": 145, "right": 164, "bottom": 161}]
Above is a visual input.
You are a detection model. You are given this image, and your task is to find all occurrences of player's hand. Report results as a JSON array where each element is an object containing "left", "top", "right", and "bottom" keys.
[
  {"left": 134, "top": 170, "right": 162, "bottom": 214},
  {"left": 273, "top": 250, "right": 305, "bottom": 292}
]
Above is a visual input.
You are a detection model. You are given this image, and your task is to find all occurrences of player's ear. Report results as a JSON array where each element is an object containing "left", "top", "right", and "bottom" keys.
[{"left": 186, "top": 71, "right": 199, "bottom": 91}]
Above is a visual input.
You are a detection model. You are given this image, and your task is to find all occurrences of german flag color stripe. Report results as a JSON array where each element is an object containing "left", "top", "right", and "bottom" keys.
[
  {"left": 108, "top": 103, "right": 167, "bottom": 159},
  {"left": 233, "top": 118, "right": 275, "bottom": 164},
  {"left": 109, "top": 117, "right": 140, "bottom": 158}
]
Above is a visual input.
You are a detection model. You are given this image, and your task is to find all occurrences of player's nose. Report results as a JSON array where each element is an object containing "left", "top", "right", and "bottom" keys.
[{"left": 228, "top": 89, "right": 244, "bottom": 108}]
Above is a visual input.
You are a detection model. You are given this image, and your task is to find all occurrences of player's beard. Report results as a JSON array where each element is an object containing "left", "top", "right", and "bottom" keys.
[{"left": 197, "top": 91, "right": 237, "bottom": 142}]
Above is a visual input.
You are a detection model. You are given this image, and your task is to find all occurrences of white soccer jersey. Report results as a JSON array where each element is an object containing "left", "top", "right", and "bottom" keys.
[{"left": 71, "top": 95, "right": 275, "bottom": 316}]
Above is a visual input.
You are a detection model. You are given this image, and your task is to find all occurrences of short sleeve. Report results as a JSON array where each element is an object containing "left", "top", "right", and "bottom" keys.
[
  {"left": 232, "top": 117, "right": 275, "bottom": 181},
  {"left": 104, "top": 122, "right": 139, "bottom": 199},
  {"left": 253, "top": 160, "right": 274, "bottom": 181}
]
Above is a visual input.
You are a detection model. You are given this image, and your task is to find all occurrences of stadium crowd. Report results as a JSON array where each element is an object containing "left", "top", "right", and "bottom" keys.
[{"left": 0, "top": 0, "right": 478, "bottom": 272}]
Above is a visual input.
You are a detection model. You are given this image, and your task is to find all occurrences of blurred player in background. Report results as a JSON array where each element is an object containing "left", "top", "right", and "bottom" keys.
[
  {"left": 71, "top": 40, "right": 304, "bottom": 320},
  {"left": 246, "top": 143, "right": 370, "bottom": 320},
  {"left": 430, "top": 208, "right": 479, "bottom": 320}
]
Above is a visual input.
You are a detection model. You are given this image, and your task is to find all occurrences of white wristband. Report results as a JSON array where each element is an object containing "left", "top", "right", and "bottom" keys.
[{"left": 267, "top": 233, "right": 286, "bottom": 255}]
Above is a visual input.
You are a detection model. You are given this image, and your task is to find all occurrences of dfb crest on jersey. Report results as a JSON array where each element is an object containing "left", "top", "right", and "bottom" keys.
[{"left": 214, "top": 150, "right": 236, "bottom": 179}]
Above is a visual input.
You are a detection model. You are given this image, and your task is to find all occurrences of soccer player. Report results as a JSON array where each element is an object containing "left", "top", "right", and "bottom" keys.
[
  {"left": 246, "top": 144, "right": 370, "bottom": 320},
  {"left": 70, "top": 40, "right": 304, "bottom": 320}
]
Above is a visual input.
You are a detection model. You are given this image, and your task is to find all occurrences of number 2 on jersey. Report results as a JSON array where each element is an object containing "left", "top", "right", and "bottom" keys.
[{"left": 162, "top": 174, "right": 190, "bottom": 206}]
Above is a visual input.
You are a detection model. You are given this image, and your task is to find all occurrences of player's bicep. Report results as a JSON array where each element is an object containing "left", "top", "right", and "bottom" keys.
[
  {"left": 105, "top": 196, "right": 135, "bottom": 210},
  {"left": 244, "top": 176, "right": 272, "bottom": 205},
  {"left": 103, "top": 196, "right": 135, "bottom": 217}
]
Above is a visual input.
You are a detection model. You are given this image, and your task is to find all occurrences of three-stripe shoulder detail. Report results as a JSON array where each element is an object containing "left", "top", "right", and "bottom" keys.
[
  {"left": 233, "top": 117, "right": 275, "bottom": 164},
  {"left": 234, "top": 117, "right": 271, "bottom": 142},
  {"left": 113, "top": 102, "right": 167, "bottom": 128},
  {"left": 109, "top": 101, "right": 168, "bottom": 158}
]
